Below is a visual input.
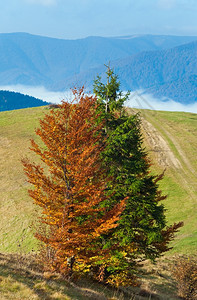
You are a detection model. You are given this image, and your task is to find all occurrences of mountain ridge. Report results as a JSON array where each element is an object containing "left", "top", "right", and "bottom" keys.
[
  {"left": 64, "top": 40, "right": 197, "bottom": 104},
  {"left": 0, "top": 32, "right": 197, "bottom": 103},
  {"left": 0, "top": 90, "right": 50, "bottom": 111}
]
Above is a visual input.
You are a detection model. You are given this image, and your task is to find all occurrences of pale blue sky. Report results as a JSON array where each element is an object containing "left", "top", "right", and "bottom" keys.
[{"left": 1, "top": 0, "right": 197, "bottom": 39}]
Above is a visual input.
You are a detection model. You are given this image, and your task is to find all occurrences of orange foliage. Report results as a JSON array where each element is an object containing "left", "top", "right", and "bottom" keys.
[{"left": 22, "top": 88, "right": 125, "bottom": 278}]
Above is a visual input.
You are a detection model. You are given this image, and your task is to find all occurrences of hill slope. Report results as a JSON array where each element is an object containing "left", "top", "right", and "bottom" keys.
[
  {"left": 0, "top": 106, "right": 196, "bottom": 255},
  {"left": 137, "top": 108, "right": 197, "bottom": 253},
  {"left": 0, "top": 90, "right": 49, "bottom": 111}
]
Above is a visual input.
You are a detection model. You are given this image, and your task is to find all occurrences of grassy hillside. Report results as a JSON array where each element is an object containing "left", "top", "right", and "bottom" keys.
[
  {"left": 136, "top": 108, "right": 197, "bottom": 254},
  {"left": 0, "top": 106, "right": 196, "bottom": 255},
  {"left": 0, "top": 107, "right": 46, "bottom": 252},
  {"left": 0, "top": 252, "right": 180, "bottom": 299}
]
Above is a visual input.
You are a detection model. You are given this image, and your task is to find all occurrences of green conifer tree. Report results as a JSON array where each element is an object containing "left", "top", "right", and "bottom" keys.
[{"left": 93, "top": 66, "right": 183, "bottom": 286}]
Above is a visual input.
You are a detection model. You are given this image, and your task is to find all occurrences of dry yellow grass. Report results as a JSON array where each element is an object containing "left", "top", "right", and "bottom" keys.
[{"left": 0, "top": 252, "right": 181, "bottom": 299}]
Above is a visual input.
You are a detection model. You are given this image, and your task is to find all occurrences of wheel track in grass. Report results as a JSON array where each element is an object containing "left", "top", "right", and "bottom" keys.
[
  {"left": 140, "top": 115, "right": 197, "bottom": 203},
  {"left": 141, "top": 118, "right": 182, "bottom": 169}
]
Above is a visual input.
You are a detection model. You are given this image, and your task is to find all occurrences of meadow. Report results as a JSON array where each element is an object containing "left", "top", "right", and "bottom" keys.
[{"left": 0, "top": 106, "right": 196, "bottom": 299}]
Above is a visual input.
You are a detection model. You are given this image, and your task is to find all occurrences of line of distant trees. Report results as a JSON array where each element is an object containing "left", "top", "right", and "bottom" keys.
[{"left": 0, "top": 90, "right": 50, "bottom": 111}]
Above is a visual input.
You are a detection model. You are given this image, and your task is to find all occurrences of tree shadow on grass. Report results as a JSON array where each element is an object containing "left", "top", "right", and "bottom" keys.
[
  {"left": 0, "top": 252, "right": 106, "bottom": 300},
  {"left": 0, "top": 253, "right": 180, "bottom": 300}
]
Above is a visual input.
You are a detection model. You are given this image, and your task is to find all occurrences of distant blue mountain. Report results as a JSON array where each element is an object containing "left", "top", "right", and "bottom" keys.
[
  {"left": 145, "top": 75, "right": 197, "bottom": 104},
  {"left": 112, "top": 41, "right": 197, "bottom": 104},
  {"left": 0, "top": 32, "right": 197, "bottom": 104},
  {"left": 0, "top": 90, "right": 49, "bottom": 111},
  {"left": 63, "top": 40, "right": 197, "bottom": 104}
]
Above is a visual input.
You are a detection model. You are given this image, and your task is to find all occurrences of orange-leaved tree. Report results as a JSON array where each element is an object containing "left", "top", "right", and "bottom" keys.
[{"left": 22, "top": 88, "right": 125, "bottom": 278}]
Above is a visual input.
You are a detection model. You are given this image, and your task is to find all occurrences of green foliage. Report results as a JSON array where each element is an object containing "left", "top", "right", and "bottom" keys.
[
  {"left": 93, "top": 66, "right": 130, "bottom": 131},
  {"left": 93, "top": 66, "right": 183, "bottom": 286}
]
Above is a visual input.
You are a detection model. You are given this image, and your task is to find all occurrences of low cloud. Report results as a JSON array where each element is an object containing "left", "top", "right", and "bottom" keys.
[
  {"left": 0, "top": 85, "right": 197, "bottom": 114},
  {"left": 126, "top": 91, "right": 197, "bottom": 114},
  {"left": 0, "top": 85, "right": 72, "bottom": 104}
]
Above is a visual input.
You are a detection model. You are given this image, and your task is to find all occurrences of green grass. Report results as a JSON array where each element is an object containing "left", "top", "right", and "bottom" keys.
[
  {"left": 0, "top": 107, "right": 46, "bottom": 253},
  {"left": 136, "top": 109, "right": 197, "bottom": 254}
]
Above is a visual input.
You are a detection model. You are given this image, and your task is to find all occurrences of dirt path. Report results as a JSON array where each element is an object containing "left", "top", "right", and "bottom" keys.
[
  {"left": 160, "top": 125, "right": 196, "bottom": 176},
  {"left": 141, "top": 119, "right": 182, "bottom": 169},
  {"left": 141, "top": 117, "right": 197, "bottom": 203}
]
